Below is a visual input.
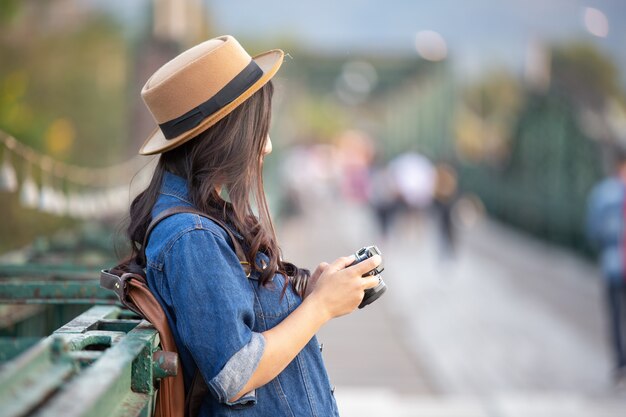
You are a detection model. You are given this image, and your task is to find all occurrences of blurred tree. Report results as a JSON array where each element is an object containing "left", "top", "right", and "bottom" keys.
[
  {"left": 551, "top": 42, "right": 621, "bottom": 111},
  {"left": 0, "top": 0, "right": 20, "bottom": 24},
  {"left": 0, "top": 0, "right": 133, "bottom": 253},
  {"left": 457, "top": 71, "right": 524, "bottom": 164},
  {"left": 0, "top": 5, "right": 129, "bottom": 166}
]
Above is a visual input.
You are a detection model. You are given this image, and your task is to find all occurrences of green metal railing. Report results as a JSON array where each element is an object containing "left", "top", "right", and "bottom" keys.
[
  {"left": 0, "top": 305, "right": 176, "bottom": 417},
  {"left": 0, "top": 224, "right": 123, "bottom": 360},
  {"left": 0, "top": 265, "right": 120, "bottom": 362},
  {"left": 0, "top": 277, "right": 117, "bottom": 305},
  {"left": 0, "top": 223, "right": 179, "bottom": 416}
]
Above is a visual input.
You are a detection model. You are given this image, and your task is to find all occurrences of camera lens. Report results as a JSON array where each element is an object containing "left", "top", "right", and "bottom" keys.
[{"left": 349, "top": 245, "right": 387, "bottom": 308}]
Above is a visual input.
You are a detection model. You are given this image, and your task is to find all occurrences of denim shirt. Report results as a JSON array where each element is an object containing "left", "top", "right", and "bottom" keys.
[
  {"left": 586, "top": 176, "right": 626, "bottom": 284},
  {"left": 145, "top": 172, "right": 340, "bottom": 417}
]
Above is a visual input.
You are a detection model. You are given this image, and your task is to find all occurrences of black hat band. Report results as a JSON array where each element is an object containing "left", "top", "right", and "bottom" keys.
[{"left": 159, "top": 60, "right": 263, "bottom": 140}]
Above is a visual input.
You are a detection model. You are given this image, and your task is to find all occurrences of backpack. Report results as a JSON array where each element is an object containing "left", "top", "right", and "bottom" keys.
[{"left": 100, "top": 206, "right": 250, "bottom": 417}]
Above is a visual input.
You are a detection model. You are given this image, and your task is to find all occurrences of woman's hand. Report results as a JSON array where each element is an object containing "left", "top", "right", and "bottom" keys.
[
  {"left": 307, "top": 254, "right": 382, "bottom": 320},
  {"left": 302, "top": 262, "right": 328, "bottom": 299},
  {"left": 232, "top": 253, "right": 382, "bottom": 402}
]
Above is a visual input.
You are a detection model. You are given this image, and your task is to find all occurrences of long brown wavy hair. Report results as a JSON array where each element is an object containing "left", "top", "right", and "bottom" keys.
[{"left": 125, "top": 81, "right": 309, "bottom": 287}]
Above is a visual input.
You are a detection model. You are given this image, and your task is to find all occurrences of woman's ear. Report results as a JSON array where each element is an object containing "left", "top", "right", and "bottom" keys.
[{"left": 263, "top": 135, "right": 273, "bottom": 156}]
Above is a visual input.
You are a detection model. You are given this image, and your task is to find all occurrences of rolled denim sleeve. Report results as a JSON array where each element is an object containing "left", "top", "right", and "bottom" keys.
[
  {"left": 209, "top": 332, "right": 264, "bottom": 406},
  {"left": 164, "top": 227, "right": 263, "bottom": 406}
]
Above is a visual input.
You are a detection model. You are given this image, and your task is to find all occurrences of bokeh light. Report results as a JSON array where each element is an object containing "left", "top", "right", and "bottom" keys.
[
  {"left": 583, "top": 7, "right": 609, "bottom": 38},
  {"left": 415, "top": 30, "right": 448, "bottom": 61}
]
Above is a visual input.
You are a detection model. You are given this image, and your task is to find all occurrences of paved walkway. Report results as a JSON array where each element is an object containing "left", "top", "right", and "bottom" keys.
[{"left": 277, "top": 198, "right": 626, "bottom": 416}]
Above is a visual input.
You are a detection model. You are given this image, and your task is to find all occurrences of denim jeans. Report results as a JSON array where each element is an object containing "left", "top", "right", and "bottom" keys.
[{"left": 606, "top": 277, "right": 626, "bottom": 371}]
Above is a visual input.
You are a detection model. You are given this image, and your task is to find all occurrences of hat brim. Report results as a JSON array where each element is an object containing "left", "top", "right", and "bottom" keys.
[{"left": 139, "top": 49, "right": 284, "bottom": 156}]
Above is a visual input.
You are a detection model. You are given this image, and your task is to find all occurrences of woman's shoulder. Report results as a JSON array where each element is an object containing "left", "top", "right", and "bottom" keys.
[
  {"left": 146, "top": 211, "right": 236, "bottom": 267},
  {"left": 156, "top": 212, "right": 233, "bottom": 245}
]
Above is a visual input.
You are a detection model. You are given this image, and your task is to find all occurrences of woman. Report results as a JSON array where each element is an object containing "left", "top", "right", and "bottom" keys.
[{"left": 126, "top": 35, "right": 381, "bottom": 416}]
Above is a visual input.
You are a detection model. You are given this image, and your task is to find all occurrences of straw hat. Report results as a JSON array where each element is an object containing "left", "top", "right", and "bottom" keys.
[{"left": 139, "top": 35, "right": 284, "bottom": 155}]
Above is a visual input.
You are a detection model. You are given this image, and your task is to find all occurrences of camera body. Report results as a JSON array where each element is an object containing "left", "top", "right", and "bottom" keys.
[{"left": 350, "top": 245, "right": 387, "bottom": 308}]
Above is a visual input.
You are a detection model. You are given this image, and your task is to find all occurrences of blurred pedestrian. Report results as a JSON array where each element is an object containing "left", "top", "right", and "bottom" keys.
[
  {"left": 388, "top": 151, "right": 436, "bottom": 210},
  {"left": 369, "top": 162, "right": 402, "bottom": 239},
  {"left": 433, "top": 162, "right": 459, "bottom": 258},
  {"left": 387, "top": 152, "right": 436, "bottom": 239},
  {"left": 336, "top": 129, "right": 376, "bottom": 203},
  {"left": 121, "top": 36, "right": 382, "bottom": 416},
  {"left": 586, "top": 146, "right": 626, "bottom": 387}
]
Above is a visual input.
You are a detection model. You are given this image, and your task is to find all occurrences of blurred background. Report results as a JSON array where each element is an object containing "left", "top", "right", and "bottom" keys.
[{"left": 1, "top": 0, "right": 626, "bottom": 415}]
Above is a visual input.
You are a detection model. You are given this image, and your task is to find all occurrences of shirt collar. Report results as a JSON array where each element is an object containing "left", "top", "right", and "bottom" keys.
[
  {"left": 158, "top": 171, "right": 245, "bottom": 241},
  {"left": 159, "top": 171, "right": 192, "bottom": 204}
]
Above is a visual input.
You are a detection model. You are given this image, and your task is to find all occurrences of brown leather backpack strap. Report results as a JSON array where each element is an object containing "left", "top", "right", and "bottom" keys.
[
  {"left": 124, "top": 278, "right": 185, "bottom": 417},
  {"left": 99, "top": 270, "right": 147, "bottom": 317}
]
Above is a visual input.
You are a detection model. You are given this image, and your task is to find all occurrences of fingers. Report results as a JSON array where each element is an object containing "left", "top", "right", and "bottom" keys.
[
  {"left": 347, "top": 255, "right": 382, "bottom": 276},
  {"left": 312, "top": 262, "right": 330, "bottom": 280},
  {"left": 317, "top": 262, "right": 330, "bottom": 272},
  {"left": 328, "top": 255, "right": 356, "bottom": 271},
  {"left": 361, "top": 275, "right": 381, "bottom": 290}
]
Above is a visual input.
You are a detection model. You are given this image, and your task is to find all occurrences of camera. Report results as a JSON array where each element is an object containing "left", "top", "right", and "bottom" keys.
[{"left": 349, "top": 245, "right": 387, "bottom": 308}]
